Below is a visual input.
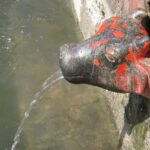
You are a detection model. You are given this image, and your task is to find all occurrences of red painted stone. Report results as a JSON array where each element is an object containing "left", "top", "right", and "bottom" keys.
[
  {"left": 93, "top": 59, "right": 101, "bottom": 66},
  {"left": 113, "top": 30, "right": 125, "bottom": 38}
]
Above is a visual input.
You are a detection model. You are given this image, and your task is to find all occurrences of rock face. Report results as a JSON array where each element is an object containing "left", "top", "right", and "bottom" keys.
[{"left": 70, "top": 0, "right": 150, "bottom": 149}]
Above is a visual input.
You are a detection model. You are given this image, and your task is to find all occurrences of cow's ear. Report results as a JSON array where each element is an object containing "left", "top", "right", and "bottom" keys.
[{"left": 130, "top": 8, "right": 148, "bottom": 22}]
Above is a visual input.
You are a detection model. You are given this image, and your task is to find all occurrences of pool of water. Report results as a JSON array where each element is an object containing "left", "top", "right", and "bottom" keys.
[{"left": 0, "top": 0, "right": 119, "bottom": 149}]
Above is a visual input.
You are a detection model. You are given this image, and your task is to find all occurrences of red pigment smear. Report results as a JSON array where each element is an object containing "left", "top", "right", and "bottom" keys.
[
  {"left": 138, "top": 61, "right": 150, "bottom": 98},
  {"left": 96, "top": 22, "right": 109, "bottom": 34},
  {"left": 143, "top": 41, "right": 150, "bottom": 57},
  {"left": 125, "top": 47, "right": 136, "bottom": 64},
  {"left": 136, "top": 35, "right": 141, "bottom": 40},
  {"left": 133, "top": 74, "right": 144, "bottom": 94},
  {"left": 116, "top": 64, "right": 128, "bottom": 74},
  {"left": 136, "top": 47, "right": 143, "bottom": 59},
  {"left": 111, "top": 16, "right": 121, "bottom": 21},
  {"left": 133, "top": 63, "right": 149, "bottom": 95},
  {"left": 110, "top": 16, "right": 122, "bottom": 29},
  {"left": 125, "top": 46, "right": 148, "bottom": 64},
  {"left": 116, "top": 64, "right": 130, "bottom": 92},
  {"left": 93, "top": 59, "right": 101, "bottom": 66},
  {"left": 91, "top": 39, "right": 109, "bottom": 49},
  {"left": 135, "top": 41, "right": 150, "bottom": 58},
  {"left": 113, "top": 30, "right": 124, "bottom": 38},
  {"left": 121, "top": 23, "right": 127, "bottom": 28},
  {"left": 110, "top": 22, "right": 118, "bottom": 29},
  {"left": 140, "top": 28, "right": 148, "bottom": 35}
]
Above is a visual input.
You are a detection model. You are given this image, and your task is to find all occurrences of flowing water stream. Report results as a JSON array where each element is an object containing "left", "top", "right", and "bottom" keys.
[
  {"left": 0, "top": 0, "right": 119, "bottom": 149},
  {"left": 11, "top": 70, "right": 63, "bottom": 150}
]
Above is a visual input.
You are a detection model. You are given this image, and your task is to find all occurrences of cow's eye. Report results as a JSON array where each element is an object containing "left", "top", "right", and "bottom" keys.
[{"left": 105, "top": 47, "right": 121, "bottom": 63}]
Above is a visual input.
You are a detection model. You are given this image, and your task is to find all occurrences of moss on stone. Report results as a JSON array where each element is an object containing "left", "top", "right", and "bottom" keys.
[{"left": 132, "top": 122, "right": 148, "bottom": 150}]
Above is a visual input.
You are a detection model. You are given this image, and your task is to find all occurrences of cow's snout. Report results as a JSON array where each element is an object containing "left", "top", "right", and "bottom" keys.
[{"left": 59, "top": 42, "right": 93, "bottom": 83}]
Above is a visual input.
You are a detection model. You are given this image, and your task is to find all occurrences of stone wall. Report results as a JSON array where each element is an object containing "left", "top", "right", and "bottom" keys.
[{"left": 70, "top": 0, "right": 150, "bottom": 149}]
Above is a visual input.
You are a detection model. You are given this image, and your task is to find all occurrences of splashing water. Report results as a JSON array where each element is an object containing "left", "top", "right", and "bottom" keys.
[{"left": 11, "top": 70, "right": 63, "bottom": 150}]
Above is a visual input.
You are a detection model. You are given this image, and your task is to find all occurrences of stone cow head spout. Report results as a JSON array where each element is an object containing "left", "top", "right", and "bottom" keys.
[{"left": 59, "top": 9, "right": 150, "bottom": 99}]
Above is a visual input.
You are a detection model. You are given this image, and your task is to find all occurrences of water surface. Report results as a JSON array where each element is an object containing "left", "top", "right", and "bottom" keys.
[{"left": 0, "top": 0, "right": 119, "bottom": 149}]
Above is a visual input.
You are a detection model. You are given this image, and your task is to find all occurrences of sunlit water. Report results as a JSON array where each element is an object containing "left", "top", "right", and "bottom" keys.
[
  {"left": 0, "top": 0, "right": 119, "bottom": 150},
  {"left": 11, "top": 70, "right": 63, "bottom": 150}
]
